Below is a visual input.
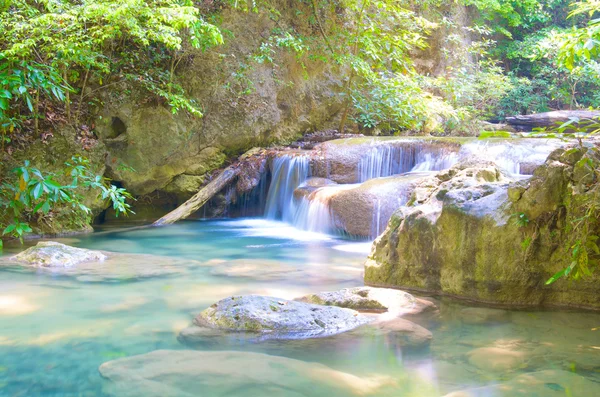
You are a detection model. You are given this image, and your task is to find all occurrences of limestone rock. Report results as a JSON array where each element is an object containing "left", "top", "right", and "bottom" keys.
[
  {"left": 99, "top": 350, "right": 397, "bottom": 397},
  {"left": 365, "top": 146, "right": 600, "bottom": 310},
  {"left": 296, "top": 287, "right": 435, "bottom": 315},
  {"left": 185, "top": 295, "right": 372, "bottom": 340},
  {"left": 10, "top": 241, "right": 106, "bottom": 267}
]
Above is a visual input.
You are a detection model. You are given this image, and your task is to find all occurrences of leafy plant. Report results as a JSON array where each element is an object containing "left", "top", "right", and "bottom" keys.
[
  {"left": 0, "top": 157, "right": 133, "bottom": 245},
  {"left": 0, "top": 0, "right": 224, "bottom": 141}
]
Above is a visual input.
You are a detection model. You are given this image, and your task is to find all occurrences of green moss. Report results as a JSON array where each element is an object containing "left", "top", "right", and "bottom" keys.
[{"left": 478, "top": 131, "right": 512, "bottom": 139}]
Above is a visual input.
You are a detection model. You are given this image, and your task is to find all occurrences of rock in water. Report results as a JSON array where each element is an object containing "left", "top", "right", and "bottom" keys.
[
  {"left": 365, "top": 148, "right": 600, "bottom": 310},
  {"left": 459, "top": 307, "right": 510, "bottom": 324},
  {"left": 442, "top": 370, "right": 600, "bottom": 396},
  {"left": 2, "top": 242, "right": 192, "bottom": 282},
  {"left": 371, "top": 317, "right": 433, "bottom": 347},
  {"left": 296, "top": 287, "right": 435, "bottom": 315},
  {"left": 11, "top": 241, "right": 106, "bottom": 267},
  {"left": 184, "top": 295, "right": 372, "bottom": 340},
  {"left": 99, "top": 350, "right": 396, "bottom": 397},
  {"left": 467, "top": 347, "right": 526, "bottom": 372}
]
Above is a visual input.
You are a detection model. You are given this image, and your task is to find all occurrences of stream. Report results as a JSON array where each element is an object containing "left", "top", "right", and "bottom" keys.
[{"left": 1, "top": 137, "right": 599, "bottom": 396}]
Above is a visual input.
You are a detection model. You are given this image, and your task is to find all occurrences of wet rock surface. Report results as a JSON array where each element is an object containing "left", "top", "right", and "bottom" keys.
[
  {"left": 296, "top": 287, "right": 435, "bottom": 315},
  {"left": 182, "top": 295, "right": 372, "bottom": 341},
  {"left": 99, "top": 350, "right": 397, "bottom": 397},
  {"left": 10, "top": 241, "right": 106, "bottom": 267},
  {"left": 2, "top": 242, "right": 191, "bottom": 282}
]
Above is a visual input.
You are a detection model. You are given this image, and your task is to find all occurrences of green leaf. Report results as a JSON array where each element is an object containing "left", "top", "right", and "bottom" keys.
[
  {"left": 2, "top": 224, "right": 16, "bottom": 235},
  {"left": 546, "top": 267, "right": 568, "bottom": 285}
]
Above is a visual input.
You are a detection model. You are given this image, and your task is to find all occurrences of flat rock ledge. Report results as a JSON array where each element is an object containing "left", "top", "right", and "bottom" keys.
[
  {"left": 10, "top": 241, "right": 106, "bottom": 267},
  {"left": 99, "top": 350, "right": 397, "bottom": 397},
  {"left": 295, "top": 287, "right": 436, "bottom": 315},
  {"left": 180, "top": 295, "right": 372, "bottom": 341}
]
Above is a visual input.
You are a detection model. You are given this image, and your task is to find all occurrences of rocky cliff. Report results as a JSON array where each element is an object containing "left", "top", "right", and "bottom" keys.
[{"left": 365, "top": 144, "right": 600, "bottom": 310}]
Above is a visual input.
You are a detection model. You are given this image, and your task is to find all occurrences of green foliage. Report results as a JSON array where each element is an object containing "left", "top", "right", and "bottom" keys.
[
  {"left": 0, "top": 0, "right": 223, "bottom": 139},
  {"left": 317, "top": 0, "right": 434, "bottom": 132},
  {"left": 558, "top": 0, "right": 600, "bottom": 69},
  {"left": 0, "top": 157, "right": 133, "bottom": 243}
]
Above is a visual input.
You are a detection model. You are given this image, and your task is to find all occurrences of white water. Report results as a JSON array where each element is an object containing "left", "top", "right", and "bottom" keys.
[
  {"left": 264, "top": 155, "right": 310, "bottom": 223},
  {"left": 358, "top": 144, "right": 457, "bottom": 182},
  {"left": 358, "top": 139, "right": 564, "bottom": 180},
  {"left": 263, "top": 139, "right": 567, "bottom": 239}
]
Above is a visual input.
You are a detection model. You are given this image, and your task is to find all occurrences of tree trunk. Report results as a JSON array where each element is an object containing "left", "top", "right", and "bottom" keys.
[
  {"left": 153, "top": 167, "right": 240, "bottom": 226},
  {"left": 505, "top": 110, "right": 600, "bottom": 130}
]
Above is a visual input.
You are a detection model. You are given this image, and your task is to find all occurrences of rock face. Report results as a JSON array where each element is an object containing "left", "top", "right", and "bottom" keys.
[
  {"left": 99, "top": 350, "right": 397, "bottom": 397},
  {"left": 94, "top": 2, "right": 344, "bottom": 198},
  {"left": 10, "top": 241, "right": 106, "bottom": 267},
  {"left": 365, "top": 146, "right": 600, "bottom": 310},
  {"left": 295, "top": 287, "right": 433, "bottom": 315},
  {"left": 186, "top": 295, "right": 372, "bottom": 340}
]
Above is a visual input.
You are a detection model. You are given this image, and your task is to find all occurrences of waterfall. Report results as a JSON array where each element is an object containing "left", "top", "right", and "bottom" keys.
[
  {"left": 292, "top": 192, "right": 335, "bottom": 235},
  {"left": 357, "top": 143, "right": 459, "bottom": 181},
  {"left": 264, "top": 155, "right": 310, "bottom": 222},
  {"left": 259, "top": 138, "right": 565, "bottom": 239}
]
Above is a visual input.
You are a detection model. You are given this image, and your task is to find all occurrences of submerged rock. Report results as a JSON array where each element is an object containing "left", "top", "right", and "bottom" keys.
[
  {"left": 296, "top": 287, "right": 435, "bottom": 315},
  {"left": 467, "top": 347, "right": 526, "bottom": 372},
  {"left": 2, "top": 242, "right": 191, "bottom": 282},
  {"left": 99, "top": 350, "right": 397, "bottom": 397},
  {"left": 11, "top": 241, "right": 106, "bottom": 267},
  {"left": 365, "top": 147, "right": 600, "bottom": 310},
  {"left": 370, "top": 317, "right": 433, "bottom": 347},
  {"left": 459, "top": 307, "right": 510, "bottom": 324},
  {"left": 443, "top": 370, "right": 600, "bottom": 396},
  {"left": 181, "top": 295, "right": 372, "bottom": 341}
]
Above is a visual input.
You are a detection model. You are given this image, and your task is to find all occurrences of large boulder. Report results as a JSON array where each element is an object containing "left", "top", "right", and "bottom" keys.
[
  {"left": 181, "top": 295, "right": 372, "bottom": 341},
  {"left": 295, "top": 287, "right": 435, "bottom": 315},
  {"left": 365, "top": 146, "right": 600, "bottom": 309},
  {"left": 99, "top": 350, "right": 397, "bottom": 397},
  {"left": 328, "top": 173, "right": 427, "bottom": 237}
]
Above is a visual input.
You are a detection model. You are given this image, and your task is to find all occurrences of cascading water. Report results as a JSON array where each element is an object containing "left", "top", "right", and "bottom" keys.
[
  {"left": 357, "top": 143, "right": 459, "bottom": 181},
  {"left": 260, "top": 138, "right": 567, "bottom": 239},
  {"left": 264, "top": 155, "right": 310, "bottom": 223}
]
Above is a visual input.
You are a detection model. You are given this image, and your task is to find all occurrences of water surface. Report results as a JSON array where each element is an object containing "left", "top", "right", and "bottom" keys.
[{"left": 0, "top": 219, "right": 598, "bottom": 396}]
